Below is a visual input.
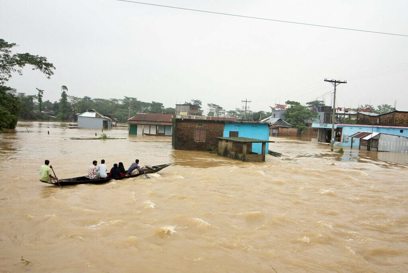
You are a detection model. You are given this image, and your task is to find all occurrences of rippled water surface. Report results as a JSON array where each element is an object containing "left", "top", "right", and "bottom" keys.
[{"left": 0, "top": 122, "right": 407, "bottom": 273}]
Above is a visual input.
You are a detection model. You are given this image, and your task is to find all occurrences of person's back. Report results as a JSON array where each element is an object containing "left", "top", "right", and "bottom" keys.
[
  {"left": 118, "top": 162, "right": 126, "bottom": 177},
  {"left": 39, "top": 160, "right": 54, "bottom": 183},
  {"left": 88, "top": 160, "right": 98, "bottom": 179},
  {"left": 127, "top": 159, "right": 142, "bottom": 175},
  {"left": 110, "top": 163, "right": 120, "bottom": 179},
  {"left": 97, "top": 159, "right": 108, "bottom": 178}
]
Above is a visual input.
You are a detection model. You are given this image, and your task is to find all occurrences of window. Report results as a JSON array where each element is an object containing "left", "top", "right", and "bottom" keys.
[
  {"left": 194, "top": 128, "right": 206, "bottom": 143},
  {"left": 400, "top": 130, "right": 404, "bottom": 133},
  {"left": 229, "top": 131, "right": 239, "bottom": 137}
]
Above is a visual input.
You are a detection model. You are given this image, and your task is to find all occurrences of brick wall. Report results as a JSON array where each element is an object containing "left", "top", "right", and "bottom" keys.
[
  {"left": 380, "top": 112, "right": 408, "bottom": 126},
  {"left": 357, "top": 113, "right": 379, "bottom": 125},
  {"left": 278, "top": 128, "right": 298, "bottom": 137},
  {"left": 173, "top": 119, "right": 225, "bottom": 151}
]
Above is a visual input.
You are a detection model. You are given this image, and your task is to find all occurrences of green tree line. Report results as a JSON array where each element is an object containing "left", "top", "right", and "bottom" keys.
[{"left": 16, "top": 90, "right": 176, "bottom": 123}]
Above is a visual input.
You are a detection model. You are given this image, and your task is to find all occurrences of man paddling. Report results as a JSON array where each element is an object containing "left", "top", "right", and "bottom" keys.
[{"left": 39, "top": 160, "right": 56, "bottom": 183}]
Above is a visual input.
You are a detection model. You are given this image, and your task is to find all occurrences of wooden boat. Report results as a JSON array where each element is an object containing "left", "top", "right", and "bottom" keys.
[
  {"left": 42, "top": 163, "right": 171, "bottom": 186},
  {"left": 119, "top": 163, "right": 171, "bottom": 179}
]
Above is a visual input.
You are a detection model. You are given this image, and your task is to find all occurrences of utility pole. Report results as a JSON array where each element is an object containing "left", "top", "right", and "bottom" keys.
[
  {"left": 241, "top": 98, "right": 251, "bottom": 120},
  {"left": 324, "top": 79, "right": 347, "bottom": 151}
]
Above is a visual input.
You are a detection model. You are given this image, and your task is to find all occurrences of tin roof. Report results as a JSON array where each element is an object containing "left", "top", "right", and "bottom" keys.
[
  {"left": 349, "top": 132, "right": 372, "bottom": 138},
  {"left": 78, "top": 110, "right": 112, "bottom": 120},
  {"left": 349, "top": 131, "right": 381, "bottom": 140},
  {"left": 128, "top": 113, "right": 173, "bottom": 123},
  {"left": 362, "top": 132, "right": 380, "bottom": 140},
  {"left": 261, "top": 117, "right": 292, "bottom": 127}
]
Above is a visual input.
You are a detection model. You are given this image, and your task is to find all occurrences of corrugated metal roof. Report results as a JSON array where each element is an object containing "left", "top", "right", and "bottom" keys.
[
  {"left": 128, "top": 113, "right": 173, "bottom": 123},
  {"left": 362, "top": 132, "right": 380, "bottom": 140},
  {"left": 79, "top": 111, "right": 98, "bottom": 118},
  {"left": 78, "top": 110, "right": 112, "bottom": 120},
  {"left": 349, "top": 132, "right": 372, "bottom": 138}
]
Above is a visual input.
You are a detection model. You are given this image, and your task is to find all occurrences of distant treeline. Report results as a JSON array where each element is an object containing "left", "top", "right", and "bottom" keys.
[
  {"left": 15, "top": 92, "right": 176, "bottom": 123},
  {"left": 10, "top": 91, "right": 273, "bottom": 124}
]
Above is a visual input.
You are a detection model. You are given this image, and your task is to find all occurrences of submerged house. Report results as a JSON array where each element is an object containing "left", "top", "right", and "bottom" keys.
[
  {"left": 77, "top": 110, "right": 112, "bottom": 129},
  {"left": 172, "top": 117, "right": 270, "bottom": 161},
  {"left": 128, "top": 113, "right": 173, "bottom": 136},
  {"left": 350, "top": 132, "right": 408, "bottom": 152},
  {"left": 312, "top": 110, "right": 408, "bottom": 151},
  {"left": 261, "top": 116, "right": 292, "bottom": 136}
]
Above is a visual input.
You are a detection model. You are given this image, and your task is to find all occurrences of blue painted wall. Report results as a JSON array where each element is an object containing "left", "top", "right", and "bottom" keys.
[
  {"left": 223, "top": 123, "right": 270, "bottom": 154},
  {"left": 340, "top": 125, "right": 408, "bottom": 147}
]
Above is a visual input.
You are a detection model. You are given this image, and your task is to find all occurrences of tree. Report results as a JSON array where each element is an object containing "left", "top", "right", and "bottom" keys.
[
  {"left": 0, "top": 86, "right": 20, "bottom": 129},
  {"left": 251, "top": 111, "right": 269, "bottom": 121},
  {"left": 284, "top": 100, "right": 316, "bottom": 133},
  {"left": 357, "top": 104, "right": 375, "bottom": 112},
  {"left": 190, "top": 99, "right": 202, "bottom": 107},
  {"left": 18, "top": 94, "right": 36, "bottom": 120},
  {"left": 0, "top": 39, "right": 55, "bottom": 86},
  {"left": 58, "top": 87, "right": 71, "bottom": 121},
  {"left": 376, "top": 104, "right": 395, "bottom": 114},
  {"left": 149, "top": 101, "right": 164, "bottom": 113},
  {"left": 306, "top": 100, "right": 325, "bottom": 111},
  {"left": 36, "top": 88, "right": 44, "bottom": 112},
  {"left": 207, "top": 103, "right": 224, "bottom": 117},
  {"left": 0, "top": 38, "right": 55, "bottom": 130}
]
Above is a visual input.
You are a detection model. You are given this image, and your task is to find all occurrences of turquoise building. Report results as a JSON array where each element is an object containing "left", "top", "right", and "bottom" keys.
[
  {"left": 312, "top": 122, "right": 408, "bottom": 147},
  {"left": 223, "top": 122, "right": 270, "bottom": 154}
]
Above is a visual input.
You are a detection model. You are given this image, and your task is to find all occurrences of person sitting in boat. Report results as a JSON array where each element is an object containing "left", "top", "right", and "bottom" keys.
[
  {"left": 127, "top": 159, "right": 143, "bottom": 175},
  {"left": 110, "top": 163, "right": 121, "bottom": 179},
  {"left": 118, "top": 162, "right": 126, "bottom": 177},
  {"left": 87, "top": 160, "right": 98, "bottom": 179},
  {"left": 96, "top": 159, "right": 108, "bottom": 178},
  {"left": 39, "top": 160, "right": 56, "bottom": 183}
]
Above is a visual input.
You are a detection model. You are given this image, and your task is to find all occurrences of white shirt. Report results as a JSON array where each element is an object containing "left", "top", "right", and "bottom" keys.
[{"left": 96, "top": 164, "right": 107, "bottom": 178}]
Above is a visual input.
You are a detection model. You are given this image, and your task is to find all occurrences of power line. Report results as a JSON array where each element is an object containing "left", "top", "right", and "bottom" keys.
[{"left": 116, "top": 0, "right": 408, "bottom": 38}]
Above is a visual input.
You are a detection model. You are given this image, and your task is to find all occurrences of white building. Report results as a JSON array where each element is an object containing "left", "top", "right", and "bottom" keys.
[{"left": 77, "top": 110, "right": 112, "bottom": 129}]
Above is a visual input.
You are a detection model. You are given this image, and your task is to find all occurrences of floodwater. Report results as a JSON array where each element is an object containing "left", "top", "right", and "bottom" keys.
[{"left": 0, "top": 122, "right": 407, "bottom": 273}]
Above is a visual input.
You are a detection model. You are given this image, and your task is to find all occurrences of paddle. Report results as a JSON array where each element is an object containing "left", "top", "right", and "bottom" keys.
[{"left": 50, "top": 165, "right": 61, "bottom": 187}]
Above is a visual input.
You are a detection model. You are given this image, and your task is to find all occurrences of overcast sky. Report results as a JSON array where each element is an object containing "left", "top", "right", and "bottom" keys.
[{"left": 1, "top": 0, "right": 407, "bottom": 112}]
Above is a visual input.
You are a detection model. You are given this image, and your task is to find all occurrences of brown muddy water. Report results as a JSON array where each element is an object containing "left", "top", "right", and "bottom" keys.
[{"left": 0, "top": 122, "right": 407, "bottom": 273}]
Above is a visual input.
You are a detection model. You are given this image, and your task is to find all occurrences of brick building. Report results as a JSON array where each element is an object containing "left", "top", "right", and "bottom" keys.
[
  {"left": 172, "top": 118, "right": 270, "bottom": 153},
  {"left": 357, "top": 111, "right": 408, "bottom": 126},
  {"left": 172, "top": 118, "right": 225, "bottom": 151}
]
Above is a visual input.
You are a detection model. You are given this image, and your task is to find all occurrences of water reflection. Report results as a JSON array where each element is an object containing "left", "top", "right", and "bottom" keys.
[{"left": 339, "top": 148, "right": 408, "bottom": 165}]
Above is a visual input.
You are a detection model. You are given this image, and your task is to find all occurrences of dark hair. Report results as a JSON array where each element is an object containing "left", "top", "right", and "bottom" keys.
[
  {"left": 45, "top": 160, "right": 50, "bottom": 165},
  {"left": 136, "top": 159, "right": 139, "bottom": 163},
  {"left": 101, "top": 159, "right": 105, "bottom": 164},
  {"left": 113, "top": 163, "right": 118, "bottom": 168},
  {"left": 119, "top": 162, "right": 124, "bottom": 167},
  {"left": 93, "top": 160, "right": 97, "bottom": 165}
]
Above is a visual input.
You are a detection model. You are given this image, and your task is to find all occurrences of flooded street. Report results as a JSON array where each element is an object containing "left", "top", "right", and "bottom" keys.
[{"left": 0, "top": 122, "right": 407, "bottom": 273}]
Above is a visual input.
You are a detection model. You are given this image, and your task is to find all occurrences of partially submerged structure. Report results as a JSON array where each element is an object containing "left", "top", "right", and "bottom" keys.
[
  {"left": 172, "top": 117, "right": 270, "bottom": 161},
  {"left": 261, "top": 116, "right": 292, "bottom": 136},
  {"left": 128, "top": 113, "right": 173, "bottom": 136},
  {"left": 218, "top": 137, "right": 271, "bottom": 162},
  {"left": 350, "top": 132, "right": 408, "bottom": 152},
  {"left": 77, "top": 110, "right": 112, "bottom": 129},
  {"left": 312, "top": 110, "right": 408, "bottom": 152}
]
